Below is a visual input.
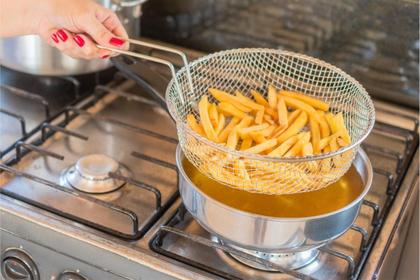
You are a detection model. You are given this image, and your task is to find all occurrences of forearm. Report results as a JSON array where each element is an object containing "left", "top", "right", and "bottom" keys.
[{"left": 0, "top": 0, "right": 46, "bottom": 37}]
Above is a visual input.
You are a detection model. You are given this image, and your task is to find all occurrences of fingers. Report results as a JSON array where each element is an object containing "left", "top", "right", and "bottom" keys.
[
  {"left": 71, "top": 33, "right": 111, "bottom": 59},
  {"left": 79, "top": 11, "right": 128, "bottom": 51},
  {"left": 36, "top": 3, "right": 128, "bottom": 60},
  {"left": 97, "top": 9, "right": 129, "bottom": 41},
  {"left": 41, "top": 28, "right": 111, "bottom": 59}
]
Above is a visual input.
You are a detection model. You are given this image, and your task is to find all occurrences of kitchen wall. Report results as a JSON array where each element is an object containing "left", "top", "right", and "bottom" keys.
[{"left": 141, "top": 0, "right": 419, "bottom": 108}]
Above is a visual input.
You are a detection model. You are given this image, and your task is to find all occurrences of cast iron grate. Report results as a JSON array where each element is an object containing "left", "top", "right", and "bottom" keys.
[
  {"left": 0, "top": 82, "right": 179, "bottom": 239},
  {"left": 150, "top": 108, "right": 418, "bottom": 279}
]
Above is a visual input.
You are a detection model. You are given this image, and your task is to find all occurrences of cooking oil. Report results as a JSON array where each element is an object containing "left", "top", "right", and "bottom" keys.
[{"left": 183, "top": 159, "right": 364, "bottom": 218}]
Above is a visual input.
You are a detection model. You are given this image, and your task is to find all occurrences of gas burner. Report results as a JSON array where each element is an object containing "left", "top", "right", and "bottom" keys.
[
  {"left": 62, "top": 154, "right": 131, "bottom": 194},
  {"left": 213, "top": 237, "right": 319, "bottom": 271}
]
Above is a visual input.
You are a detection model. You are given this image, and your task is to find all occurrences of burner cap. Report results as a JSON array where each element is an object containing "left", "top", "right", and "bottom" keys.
[
  {"left": 213, "top": 237, "right": 319, "bottom": 271},
  {"left": 64, "top": 154, "right": 130, "bottom": 193}
]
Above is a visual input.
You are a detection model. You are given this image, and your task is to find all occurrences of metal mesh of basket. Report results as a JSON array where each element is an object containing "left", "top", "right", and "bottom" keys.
[
  {"left": 102, "top": 41, "right": 375, "bottom": 195},
  {"left": 165, "top": 49, "right": 375, "bottom": 195}
]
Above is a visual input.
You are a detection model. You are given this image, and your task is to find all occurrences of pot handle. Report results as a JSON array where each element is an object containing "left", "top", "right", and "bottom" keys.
[
  {"left": 111, "top": 55, "right": 169, "bottom": 112},
  {"left": 99, "top": 39, "right": 194, "bottom": 108}
]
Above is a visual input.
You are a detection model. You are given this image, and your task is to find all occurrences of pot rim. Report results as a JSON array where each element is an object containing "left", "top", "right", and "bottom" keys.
[{"left": 176, "top": 145, "right": 373, "bottom": 222}]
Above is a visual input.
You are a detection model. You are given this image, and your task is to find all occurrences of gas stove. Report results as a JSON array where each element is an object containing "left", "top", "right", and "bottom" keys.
[{"left": 0, "top": 42, "right": 418, "bottom": 280}]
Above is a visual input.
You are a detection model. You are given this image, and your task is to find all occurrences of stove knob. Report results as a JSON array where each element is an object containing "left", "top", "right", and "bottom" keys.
[
  {"left": 58, "top": 271, "right": 88, "bottom": 280},
  {"left": 1, "top": 248, "right": 39, "bottom": 280}
]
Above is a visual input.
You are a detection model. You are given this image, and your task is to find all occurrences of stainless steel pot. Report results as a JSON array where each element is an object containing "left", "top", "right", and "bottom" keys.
[
  {"left": 176, "top": 146, "right": 373, "bottom": 253},
  {"left": 0, "top": 0, "right": 146, "bottom": 76}
]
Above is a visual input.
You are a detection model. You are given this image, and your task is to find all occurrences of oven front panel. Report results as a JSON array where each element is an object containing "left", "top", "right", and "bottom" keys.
[{"left": 0, "top": 204, "right": 179, "bottom": 280}]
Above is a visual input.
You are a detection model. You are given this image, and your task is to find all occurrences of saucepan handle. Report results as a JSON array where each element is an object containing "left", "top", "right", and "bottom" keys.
[{"left": 111, "top": 56, "right": 169, "bottom": 111}]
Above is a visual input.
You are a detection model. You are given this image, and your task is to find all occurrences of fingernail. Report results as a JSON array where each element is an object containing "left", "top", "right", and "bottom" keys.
[
  {"left": 101, "top": 55, "right": 110, "bottom": 59},
  {"left": 51, "top": 33, "right": 59, "bottom": 43},
  {"left": 109, "top": 37, "right": 124, "bottom": 47},
  {"left": 56, "top": 29, "right": 68, "bottom": 42},
  {"left": 73, "top": 35, "right": 85, "bottom": 47}
]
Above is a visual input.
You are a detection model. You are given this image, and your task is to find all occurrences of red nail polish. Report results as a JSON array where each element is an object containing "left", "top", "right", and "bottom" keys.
[
  {"left": 109, "top": 37, "right": 124, "bottom": 47},
  {"left": 56, "top": 29, "right": 68, "bottom": 42},
  {"left": 73, "top": 35, "right": 85, "bottom": 47},
  {"left": 51, "top": 33, "right": 59, "bottom": 43},
  {"left": 101, "top": 55, "right": 110, "bottom": 59}
]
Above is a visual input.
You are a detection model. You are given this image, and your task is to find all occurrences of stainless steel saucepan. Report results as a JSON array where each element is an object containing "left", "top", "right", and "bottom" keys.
[
  {"left": 176, "top": 145, "right": 373, "bottom": 253},
  {"left": 0, "top": 0, "right": 146, "bottom": 76}
]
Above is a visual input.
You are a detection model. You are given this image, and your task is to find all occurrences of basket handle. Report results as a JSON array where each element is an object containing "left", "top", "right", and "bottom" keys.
[{"left": 98, "top": 38, "right": 194, "bottom": 105}]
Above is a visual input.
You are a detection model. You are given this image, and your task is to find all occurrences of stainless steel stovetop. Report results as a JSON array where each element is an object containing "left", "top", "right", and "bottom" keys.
[{"left": 0, "top": 43, "right": 418, "bottom": 280}]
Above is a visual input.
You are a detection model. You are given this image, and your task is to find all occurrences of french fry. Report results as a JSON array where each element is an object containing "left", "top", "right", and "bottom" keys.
[
  {"left": 244, "top": 138, "right": 277, "bottom": 154},
  {"left": 320, "top": 142, "right": 332, "bottom": 173},
  {"left": 283, "top": 96, "right": 321, "bottom": 122},
  {"left": 334, "top": 112, "right": 351, "bottom": 144},
  {"left": 320, "top": 158, "right": 331, "bottom": 173},
  {"left": 268, "top": 133, "right": 302, "bottom": 157},
  {"left": 255, "top": 109, "right": 264, "bottom": 125},
  {"left": 310, "top": 116, "right": 321, "bottom": 154},
  {"left": 329, "top": 136, "right": 339, "bottom": 152},
  {"left": 325, "top": 113, "right": 338, "bottom": 133},
  {"left": 277, "top": 111, "right": 308, "bottom": 143},
  {"left": 237, "top": 115, "right": 253, "bottom": 129},
  {"left": 249, "top": 131, "right": 267, "bottom": 144},
  {"left": 319, "top": 132, "right": 341, "bottom": 150},
  {"left": 263, "top": 114, "right": 275, "bottom": 124},
  {"left": 288, "top": 109, "right": 301, "bottom": 125},
  {"left": 218, "top": 117, "right": 240, "bottom": 143},
  {"left": 302, "top": 142, "right": 313, "bottom": 156},
  {"left": 333, "top": 150, "right": 353, "bottom": 169},
  {"left": 251, "top": 90, "right": 269, "bottom": 107},
  {"left": 215, "top": 113, "right": 225, "bottom": 135},
  {"left": 240, "top": 138, "right": 253, "bottom": 150},
  {"left": 277, "top": 95, "right": 288, "bottom": 128},
  {"left": 209, "top": 103, "right": 219, "bottom": 128},
  {"left": 337, "top": 137, "right": 347, "bottom": 147},
  {"left": 238, "top": 123, "right": 269, "bottom": 138},
  {"left": 317, "top": 110, "right": 331, "bottom": 138},
  {"left": 198, "top": 96, "right": 218, "bottom": 142},
  {"left": 301, "top": 143, "right": 318, "bottom": 172},
  {"left": 264, "top": 147, "right": 274, "bottom": 155},
  {"left": 218, "top": 102, "right": 247, "bottom": 119},
  {"left": 285, "top": 138, "right": 305, "bottom": 157},
  {"left": 268, "top": 85, "right": 278, "bottom": 109},
  {"left": 271, "top": 125, "right": 288, "bottom": 138},
  {"left": 279, "top": 90, "right": 330, "bottom": 111},
  {"left": 301, "top": 131, "right": 311, "bottom": 143},
  {"left": 329, "top": 136, "right": 342, "bottom": 168},
  {"left": 235, "top": 91, "right": 265, "bottom": 111},
  {"left": 226, "top": 128, "right": 239, "bottom": 149},
  {"left": 209, "top": 88, "right": 252, "bottom": 112},
  {"left": 187, "top": 114, "right": 205, "bottom": 136},
  {"left": 265, "top": 107, "right": 278, "bottom": 120},
  {"left": 261, "top": 125, "right": 276, "bottom": 137}
]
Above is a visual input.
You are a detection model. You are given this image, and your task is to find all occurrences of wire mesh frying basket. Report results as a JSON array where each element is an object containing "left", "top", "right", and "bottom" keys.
[
  {"left": 166, "top": 49, "right": 375, "bottom": 195},
  {"left": 102, "top": 41, "right": 375, "bottom": 195}
]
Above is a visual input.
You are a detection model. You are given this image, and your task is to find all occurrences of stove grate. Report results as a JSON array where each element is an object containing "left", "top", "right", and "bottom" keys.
[
  {"left": 150, "top": 200, "right": 379, "bottom": 279},
  {"left": 0, "top": 84, "right": 178, "bottom": 239},
  {"left": 150, "top": 107, "right": 418, "bottom": 279},
  {"left": 0, "top": 73, "right": 86, "bottom": 158}
]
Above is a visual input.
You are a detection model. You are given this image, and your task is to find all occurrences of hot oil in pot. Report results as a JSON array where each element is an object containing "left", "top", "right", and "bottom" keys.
[{"left": 183, "top": 159, "right": 364, "bottom": 218}]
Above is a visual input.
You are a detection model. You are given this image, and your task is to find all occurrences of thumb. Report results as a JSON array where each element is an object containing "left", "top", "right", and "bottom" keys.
[{"left": 81, "top": 17, "right": 126, "bottom": 48}]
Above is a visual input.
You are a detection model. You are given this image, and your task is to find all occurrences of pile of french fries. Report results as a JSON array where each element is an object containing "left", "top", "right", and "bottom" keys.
[
  {"left": 184, "top": 85, "right": 354, "bottom": 193},
  {"left": 187, "top": 86, "right": 351, "bottom": 157}
]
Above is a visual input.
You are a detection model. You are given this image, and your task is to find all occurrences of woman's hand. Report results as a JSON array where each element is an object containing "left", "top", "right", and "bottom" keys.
[{"left": 0, "top": 0, "right": 128, "bottom": 59}]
